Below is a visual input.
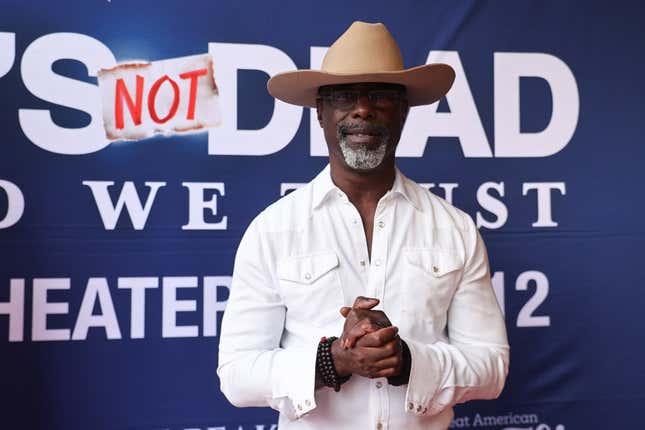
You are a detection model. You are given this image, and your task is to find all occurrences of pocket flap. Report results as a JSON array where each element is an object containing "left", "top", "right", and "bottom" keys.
[
  {"left": 277, "top": 251, "right": 339, "bottom": 284},
  {"left": 404, "top": 248, "right": 462, "bottom": 277}
]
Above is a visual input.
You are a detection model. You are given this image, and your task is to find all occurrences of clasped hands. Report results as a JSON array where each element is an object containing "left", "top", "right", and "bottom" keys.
[{"left": 331, "top": 296, "right": 403, "bottom": 379}]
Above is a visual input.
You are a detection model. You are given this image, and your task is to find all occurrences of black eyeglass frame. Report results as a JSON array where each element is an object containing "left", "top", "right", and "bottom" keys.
[{"left": 317, "top": 85, "right": 407, "bottom": 110}]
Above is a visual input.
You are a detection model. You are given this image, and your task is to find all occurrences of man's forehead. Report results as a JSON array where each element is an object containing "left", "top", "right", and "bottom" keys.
[{"left": 318, "top": 82, "right": 406, "bottom": 92}]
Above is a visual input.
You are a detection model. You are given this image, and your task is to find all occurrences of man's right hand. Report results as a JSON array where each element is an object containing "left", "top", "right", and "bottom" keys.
[{"left": 331, "top": 325, "right": 402, "bottom": 378}]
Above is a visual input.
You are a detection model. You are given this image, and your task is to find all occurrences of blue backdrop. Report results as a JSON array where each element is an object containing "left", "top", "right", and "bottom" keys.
[{"left": 1, "top": 1, "right": 644, "bottom": 429}]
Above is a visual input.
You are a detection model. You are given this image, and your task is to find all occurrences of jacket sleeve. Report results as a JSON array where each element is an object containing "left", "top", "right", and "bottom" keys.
[
  {"left": 402, "top": 213, "right": 510, "bottom": 417},
  {"left": 216, "top": 217, "right": 319, "bottom": 420}
]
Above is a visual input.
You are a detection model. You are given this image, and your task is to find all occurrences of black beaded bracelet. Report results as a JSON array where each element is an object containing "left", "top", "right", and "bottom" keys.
[{"left": 316, "top": 336, "right": 351, "bottom": 392}]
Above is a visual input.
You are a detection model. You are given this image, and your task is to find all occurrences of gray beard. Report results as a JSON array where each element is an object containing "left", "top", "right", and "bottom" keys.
[{"left": 338, "top": 135, "right": 388, "bottom": 170}]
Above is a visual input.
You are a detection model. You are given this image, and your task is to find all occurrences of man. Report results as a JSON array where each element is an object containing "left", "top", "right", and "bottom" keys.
[{"left": 217, "top": 21, "right": 509, "bottom": 429}]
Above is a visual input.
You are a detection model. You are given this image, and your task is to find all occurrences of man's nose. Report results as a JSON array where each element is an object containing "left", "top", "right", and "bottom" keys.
[{"left": 351, "top": 93, "right": 376, "bottom": 119}]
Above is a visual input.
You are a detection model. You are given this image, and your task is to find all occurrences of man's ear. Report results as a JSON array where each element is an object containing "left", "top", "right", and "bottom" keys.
[{"left": 316, "top": 98, "right": 324, "bottom": 127}]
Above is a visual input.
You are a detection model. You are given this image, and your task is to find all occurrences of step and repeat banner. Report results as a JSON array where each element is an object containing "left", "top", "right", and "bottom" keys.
[{"left": 1, "top": 1, "right": 643, "bottom": 429}]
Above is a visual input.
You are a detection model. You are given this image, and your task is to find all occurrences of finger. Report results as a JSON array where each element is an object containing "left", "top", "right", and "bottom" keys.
[
  {"left": 343, "top": 321, "right": 380, "bottom": 349},
  {"left": 341, "top": 308, "right": 389, "bottom": 349},
  {"left": 340, "top": 309, "right": 381, "bottom": 346},
  {"left": 340, "top": 318, "right": 379, "bottom": 348},
  {"left": 352, "top": 296, "right": 380, "bottom": 310},
  {"left": 344, "top": 309, "right": 390, "bottom": 330},
  {"left": 362, "top": 337, "right": 400, "bottom": 360},
  {"left": 355, "top": 327, "right": 399, "bottom": 347},
  {"left": 340, "top": 298, "right": 379, "bottom": 318},
  {"left": 355, "top": 343, "right": 398, "bottom": 362},
  {"left": 370, "top": 366, "right": 399, "bottom": 378},
  {"left": 372, "top": 354, "right": 401, "bottom": 370},
  {"left": 348, "top": 308, "right": 392, "bottom": 329}
]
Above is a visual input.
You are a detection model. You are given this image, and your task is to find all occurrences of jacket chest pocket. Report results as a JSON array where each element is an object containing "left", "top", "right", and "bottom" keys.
[
  {"left": 276, "top": 251, "right": 344, "bottom": 328},
  {"left": 402, "top": 248, "right": 463, "bottom": 324}
]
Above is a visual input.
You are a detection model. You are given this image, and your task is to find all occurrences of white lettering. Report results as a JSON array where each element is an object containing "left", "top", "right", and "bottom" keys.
[
  {"left": 309, "top": 46, "right": 329, "bottom": 156},
  {"left": 72, "top": 277, "right": 122, "bottom": 340},
  {"left": 82, "top": 180, "right": 166, "bottom": 230},
  {"left": 494, "top": 52, "right": 579, "bottom": 157},
  {"left": 32, "top": 278, "right": 71, "bottom": 341},
  {"left": 118, "top": 277, "right": 158, "bottom": 339},
  {"left": 0, "top": 32, "right": 15, "bottom": 78},
  {"left": 208, "top": 43, "right": 302, "bottom": 155},
  {"left": 398, "top": 51, "right": 492, "bottom": 158},
  {"left": 203, "top": 276, "right": 231, "bottom": 337},
  {"left": 182, "top": 182, "right": 227, "bottom": 230},
  {"left": 476, "top": 181, "right": 508, "bottom": 229},
  {"left": 19, "top": 33, "right": 116, "bottom": 155},
  {"left": 0, "top": 180, "right": 25, "bottom": 228},
  {"left": 0, "top": 279, "right": 25, "bottom": 341},
  {"left": 516, "top": 271, "right": 551, "bottom": 327},
  {"left": 522, "top": 182, "right": 566, "bottom": 227},
  {"left": 162, "top": 276, "right": 198, "bottom": 338}
]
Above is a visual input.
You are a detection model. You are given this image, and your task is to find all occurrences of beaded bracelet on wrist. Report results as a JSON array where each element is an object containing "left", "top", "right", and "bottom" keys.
[{"left": 316, "top": 336, "right": 351, "bottom": 392}]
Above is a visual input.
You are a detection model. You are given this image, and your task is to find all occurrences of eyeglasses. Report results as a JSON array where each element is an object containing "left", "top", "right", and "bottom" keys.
[{"left": 318, "top": 89, "right": 405, "bottom": 110}]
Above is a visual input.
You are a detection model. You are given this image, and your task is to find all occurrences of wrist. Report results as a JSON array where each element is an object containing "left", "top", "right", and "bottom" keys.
[
  {"left": 330, "top": 338, "right": 351, "bottom": 377},
  {"left": 387, "top": 338, "right": 411, "bottom": 386},
  {"left": 316, "top": 336, "right": 351, "bottom": 392}
]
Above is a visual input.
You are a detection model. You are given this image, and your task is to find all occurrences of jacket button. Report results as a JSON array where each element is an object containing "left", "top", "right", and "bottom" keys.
[{"left": 304, "top": 273, "right": 311, "bottom": 280}]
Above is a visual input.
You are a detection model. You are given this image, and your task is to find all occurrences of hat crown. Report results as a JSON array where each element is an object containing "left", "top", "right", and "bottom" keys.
[{"left": 321, "top": 22, "right": 404, "bottom": 74}]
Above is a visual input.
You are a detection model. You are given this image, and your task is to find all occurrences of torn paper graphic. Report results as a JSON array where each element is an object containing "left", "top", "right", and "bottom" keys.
[{"left": 98, "top": 53, "right": 221, "bottom": 141}]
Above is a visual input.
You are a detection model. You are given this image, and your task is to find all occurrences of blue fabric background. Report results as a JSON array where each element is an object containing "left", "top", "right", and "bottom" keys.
[{"left": 1, "top": 1, "right": 644, "bottom": 428}]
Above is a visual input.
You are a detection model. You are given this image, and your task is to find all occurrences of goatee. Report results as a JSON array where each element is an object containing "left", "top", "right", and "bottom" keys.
[{"left": 337, "top": 123, "right": 390, "bottom": 170}]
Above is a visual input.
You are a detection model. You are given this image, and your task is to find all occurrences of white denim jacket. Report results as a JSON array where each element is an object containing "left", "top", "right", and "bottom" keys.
[{"left": 218, "top": 164, "right": 510, "bottom": 430}]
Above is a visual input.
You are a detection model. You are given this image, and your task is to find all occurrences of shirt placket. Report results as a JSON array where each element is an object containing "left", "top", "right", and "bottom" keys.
[
  {"left": 336, "top": 188, "right": 394, "bottom": 430},
  {"left": 369, "top": 194, "right": 393, "bottom": 430},
  {"left": 339, "top": 194, "right": 370, "bottom": 284},
  {"left": 368, "top": 194, "right": 391, "bottom": 301}
]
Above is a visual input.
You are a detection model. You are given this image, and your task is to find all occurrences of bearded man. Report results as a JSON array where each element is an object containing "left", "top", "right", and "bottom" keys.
[{"left": 217, "top": 21, "right": 509, "bottom": 430}]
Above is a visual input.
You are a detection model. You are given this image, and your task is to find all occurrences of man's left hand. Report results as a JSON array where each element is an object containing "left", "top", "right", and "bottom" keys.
[
  {"left": 339, "top": 296, "right": 392, "bottom": 349},
  {"left": 338, "top": 296, "right": 404, "bottom": 377}
]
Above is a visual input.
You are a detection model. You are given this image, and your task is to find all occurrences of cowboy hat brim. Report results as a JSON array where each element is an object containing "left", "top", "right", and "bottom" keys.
[{"left": 267, "top": 63, "right": 455, "bottom": 108}]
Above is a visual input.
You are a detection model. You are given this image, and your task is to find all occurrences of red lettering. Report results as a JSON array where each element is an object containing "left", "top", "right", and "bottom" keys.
[
  {"left": 179, "top": 68, "right": 208, "bottom": 120},
  {"left": 148, "top": 75, "right": 180, "bottom": 124},
  {"left": 114, "top": 75, "right": 144, "bottom": 130}
]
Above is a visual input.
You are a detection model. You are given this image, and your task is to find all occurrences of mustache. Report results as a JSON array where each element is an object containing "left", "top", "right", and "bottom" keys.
[{"left": 337, "top": 123, "right": 389, "bottom": 137}]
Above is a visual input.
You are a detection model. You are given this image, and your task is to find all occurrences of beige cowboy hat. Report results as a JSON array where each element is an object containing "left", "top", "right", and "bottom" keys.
[{"left": 267, "top": 21, "right": 455, "bottom": 108}]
